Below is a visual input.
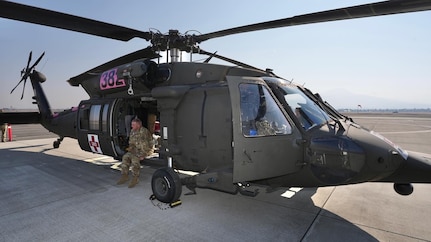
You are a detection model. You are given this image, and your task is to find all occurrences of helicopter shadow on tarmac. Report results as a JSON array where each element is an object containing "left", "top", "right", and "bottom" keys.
[{"left": 0, "top": 139, "right": 378, "bottom": 241}]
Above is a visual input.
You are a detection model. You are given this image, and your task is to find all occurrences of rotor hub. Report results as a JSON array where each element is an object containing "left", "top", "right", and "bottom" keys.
[{"left": 150, "top": 29, "right": 198, "bottom": 53}]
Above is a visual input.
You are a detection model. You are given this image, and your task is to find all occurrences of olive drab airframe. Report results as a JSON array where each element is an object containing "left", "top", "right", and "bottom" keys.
[{"left": 1, "top": 1, "right": 431, "bottom": 204}]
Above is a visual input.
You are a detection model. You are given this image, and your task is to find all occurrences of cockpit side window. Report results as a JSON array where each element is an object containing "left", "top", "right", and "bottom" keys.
[{"left": 239, "top": 83, "right": 292, "bottom": 137}]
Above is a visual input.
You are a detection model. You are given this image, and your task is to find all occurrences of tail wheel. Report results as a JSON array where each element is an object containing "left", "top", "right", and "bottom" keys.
[{"left": 151, "top": 168, "right": 182, "bottom": 203}]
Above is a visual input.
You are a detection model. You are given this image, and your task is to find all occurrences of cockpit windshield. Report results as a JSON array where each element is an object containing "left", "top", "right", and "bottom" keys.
[{"left": 264, "top": 78, "right": 330, "bottom": 130}]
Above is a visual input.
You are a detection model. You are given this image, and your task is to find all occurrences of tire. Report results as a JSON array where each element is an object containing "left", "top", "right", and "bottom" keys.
[{"left": 151, "top": 168, "right": 182, "bottom": 203}]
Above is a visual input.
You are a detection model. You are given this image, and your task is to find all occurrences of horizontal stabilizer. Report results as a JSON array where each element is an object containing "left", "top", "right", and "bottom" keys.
[{"left": 0, "top": 112, "right": 40, "bottom": 124}]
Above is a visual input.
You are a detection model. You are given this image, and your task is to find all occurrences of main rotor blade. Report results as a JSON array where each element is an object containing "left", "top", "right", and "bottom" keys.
[
  {"left": 197, "top": 0, "right": 431, "bottom": 42},
  {"left": 68, "top": 46, "right": 160, "bottom": 86},
  {"left": 0, "top": 1, "right": 151, "bottom": 41}
]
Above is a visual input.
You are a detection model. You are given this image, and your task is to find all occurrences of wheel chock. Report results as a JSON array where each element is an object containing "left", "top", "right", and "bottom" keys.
[
  {"left": 169, "top": 200, "right": 182, "bottom": 208},
  {"left": 149, "top": 194, "right": 182, "bottom": 208}
]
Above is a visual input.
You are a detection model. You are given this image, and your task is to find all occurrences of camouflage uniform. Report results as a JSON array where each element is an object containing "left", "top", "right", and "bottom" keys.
[
  {"left": 120, "top": 126, "right": 153, "bottom": 177},
  {"left": 255, "top": 119, "right": 276, "bottom": 136},
  {"left": 1, "top": 123, "right": 7, "bottom": 142}
]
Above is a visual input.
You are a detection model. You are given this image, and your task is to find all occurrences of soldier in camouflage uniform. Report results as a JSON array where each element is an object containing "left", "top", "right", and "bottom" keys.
[
  {"left": 117, "top": 117, "right": 154, "bottom": 188},
  {"left": 1, "top": 123, "right": 7, "bottom": 142}
]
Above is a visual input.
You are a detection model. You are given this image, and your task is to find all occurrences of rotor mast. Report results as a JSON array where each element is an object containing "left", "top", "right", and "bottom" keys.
[
  {"left": 170, "top": 48, "right": 181, "bottom": 62},
  {"left": 159, "top": 30, "right": 194, "bottom": 63}
]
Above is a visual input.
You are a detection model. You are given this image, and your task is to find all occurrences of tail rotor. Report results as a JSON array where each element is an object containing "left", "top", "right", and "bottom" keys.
[{"left": 11, "top": 51, "right": 45, "bottom": 99}]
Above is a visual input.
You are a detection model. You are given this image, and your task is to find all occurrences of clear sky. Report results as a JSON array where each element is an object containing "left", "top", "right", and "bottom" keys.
[{"left": 1, "top": 0, "right": 430, "bottom": 109}]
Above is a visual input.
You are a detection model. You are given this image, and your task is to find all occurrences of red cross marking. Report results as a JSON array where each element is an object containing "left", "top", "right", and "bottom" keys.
[{"left": 89, "top": 135, "right": 99, "bottom": 148}]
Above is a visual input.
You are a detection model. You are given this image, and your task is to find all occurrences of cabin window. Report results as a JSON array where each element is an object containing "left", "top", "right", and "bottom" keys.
[
  {"left": 89, "top": 105, "right": 101, "bottom": 130},
  {"left": 239, "top": 83, "right": 292, "bottom": 137}
]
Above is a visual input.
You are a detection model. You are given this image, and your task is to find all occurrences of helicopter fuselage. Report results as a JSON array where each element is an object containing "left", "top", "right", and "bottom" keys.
[{"left": 23, "top": 61, "right": 430, "bottom": 199}]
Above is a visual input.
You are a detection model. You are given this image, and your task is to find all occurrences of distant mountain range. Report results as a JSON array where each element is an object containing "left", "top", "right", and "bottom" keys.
[{"left": 319, "top": 88, "right": 430, "bottom": 110}]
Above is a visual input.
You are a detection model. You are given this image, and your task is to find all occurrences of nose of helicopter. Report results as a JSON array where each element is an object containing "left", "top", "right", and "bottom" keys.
[
  {"left": 342, "top": 123, "right": 431, "bottom": 185},
  {"left": 381, "top": 151, "right": 431, "bottom": 183}
]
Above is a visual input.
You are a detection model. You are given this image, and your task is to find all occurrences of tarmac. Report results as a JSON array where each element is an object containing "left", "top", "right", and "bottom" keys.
[{"left": 0, "top": 113, "right": 430, "bottom": 241}]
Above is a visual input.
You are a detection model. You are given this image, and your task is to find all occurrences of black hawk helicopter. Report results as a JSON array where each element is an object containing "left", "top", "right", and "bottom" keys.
[{"left": 1, "top": 0, "right": 431, "bottom": 204}]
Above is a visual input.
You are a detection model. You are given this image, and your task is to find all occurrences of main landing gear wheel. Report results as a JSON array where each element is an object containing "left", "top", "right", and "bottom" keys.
[{"left": 151, "top": 167, "right": 182, "bottom": 203}]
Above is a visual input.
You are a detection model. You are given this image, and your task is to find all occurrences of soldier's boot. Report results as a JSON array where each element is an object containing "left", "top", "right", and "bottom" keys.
[
  {"left": 128, "top": 176, "right": 139, "bottom": 188},
  {"left": 116, "top": 173, "right": 129, "bottom": 185}
]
